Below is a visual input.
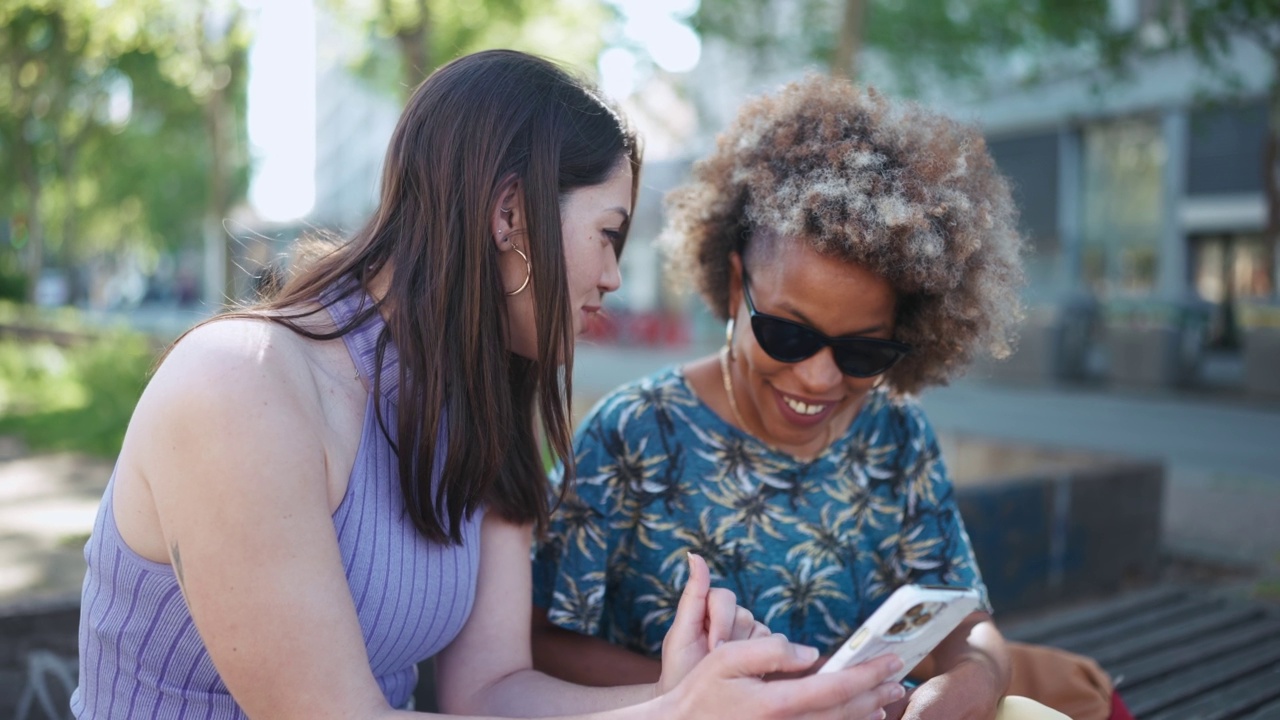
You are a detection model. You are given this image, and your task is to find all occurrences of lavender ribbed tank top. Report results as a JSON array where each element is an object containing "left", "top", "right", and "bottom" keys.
[{"left": 72, "top": 286, "right": 483, "bottom": 718}]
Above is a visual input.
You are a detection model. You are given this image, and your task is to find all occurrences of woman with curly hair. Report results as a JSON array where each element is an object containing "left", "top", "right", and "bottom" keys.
[{"left": 531, "top": 77, "right": 1080, "bottom": 719}]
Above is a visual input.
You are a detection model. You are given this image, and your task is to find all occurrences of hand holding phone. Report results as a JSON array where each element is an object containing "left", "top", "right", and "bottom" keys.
[{"left": 818, "top": 584, "right": 981, "bottom": 683}]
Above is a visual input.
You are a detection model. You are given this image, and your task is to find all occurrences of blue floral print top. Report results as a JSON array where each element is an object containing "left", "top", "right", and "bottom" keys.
[{"left": 532, "top": 366, "right": 991, "bottom": 656}]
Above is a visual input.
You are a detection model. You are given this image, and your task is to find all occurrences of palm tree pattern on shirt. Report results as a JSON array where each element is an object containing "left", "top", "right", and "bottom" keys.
[{"left": 533, "top": 367, "right": 989, "bottom": 656}]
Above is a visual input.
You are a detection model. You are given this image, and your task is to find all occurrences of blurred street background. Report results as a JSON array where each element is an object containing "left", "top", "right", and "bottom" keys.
[{"left": 2, "top": 0, "right": 1280, "bottom": 715}]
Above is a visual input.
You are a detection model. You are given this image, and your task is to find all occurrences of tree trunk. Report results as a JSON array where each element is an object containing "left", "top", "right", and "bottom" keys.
[
  {"left": 60, "top": 183, "right": 82, "bottom": 305},
  {"left": 199, "top": 2, "right": 247, "bottom": 309},
  {"left": 389, "top": 0, "right": 431, "bottom": 96},
  {"left": 58, "top": 135, "right": 86, "bottom": 304},
  {"left": 204, "top": 78, "right": 231, "bottom": 308},
  {"left": 1266, "top": 61, "right": 1279, "bottom": 300},
  {"left": 20, "top": 165, "right": 44, "bottom": 305},
  {"left": 831, "top": 0, "right": 867, "bottom": 79},
  {"left": 7, "top": 28, "right": 43, "bottom": 304}
]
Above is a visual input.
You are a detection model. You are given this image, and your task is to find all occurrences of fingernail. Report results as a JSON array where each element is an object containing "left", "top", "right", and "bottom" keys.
[
  {"left": 793, "top": 644, "right": 819, "bottom": 662},
  {"left": 715, "top": 640, "right": 725, "bottom": 649},
  {"left": 889, "top": 657, "right": 905, "bottom": 673},
  {"left": 890, "top": 684, "right": 906, "bottom": 700}
]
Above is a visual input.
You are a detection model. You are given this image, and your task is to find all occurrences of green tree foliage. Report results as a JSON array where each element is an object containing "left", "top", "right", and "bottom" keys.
[
  {"left": 79, "top": 51, "right": 217, "bottom": 258},
  {"left": 694, "top": 0, "right": 1278, "bottom": 299},
  {"left": 0, "top": 0, "right": 250, "bottom": 304},
  {"left": 0, "top": 333, "right": 155, "bottom": 457},
  {"left": 159, "top": 0, "right": 252, "bottom": 306},
  {"left": 1, "top": 0, "right": 120, "bottom": 300},
  {"left": 692, "top": 0, "right": 1112, "bottom": 87},
  {"left": 0, "top": 301, "right": 155, "bottom": 457},
  {"left": 324, "top": 0, "right": 611, "bottom": 100}
]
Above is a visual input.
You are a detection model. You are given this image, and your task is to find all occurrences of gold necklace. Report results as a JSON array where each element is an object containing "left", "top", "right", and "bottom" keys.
[{"left": 719, "top": 346, "right": 834, "bottom": 460}]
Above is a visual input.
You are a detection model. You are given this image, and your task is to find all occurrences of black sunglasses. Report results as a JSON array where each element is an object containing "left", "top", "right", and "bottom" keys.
[{"left": 740, "top": 270, "right": 911, "bottom": 378}]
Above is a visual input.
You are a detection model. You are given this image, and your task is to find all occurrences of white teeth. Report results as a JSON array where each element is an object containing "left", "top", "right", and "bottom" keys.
[{"left": 783, "top": 397, "right": 826, "bottom": 415}]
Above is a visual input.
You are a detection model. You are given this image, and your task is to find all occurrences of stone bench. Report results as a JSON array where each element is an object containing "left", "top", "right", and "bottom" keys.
[
  {"left": 943, "top": 434, "right": 1165, "bottom": 614},
  {"left": 0, "top": 593, "right": 79, "bottom": 720}
]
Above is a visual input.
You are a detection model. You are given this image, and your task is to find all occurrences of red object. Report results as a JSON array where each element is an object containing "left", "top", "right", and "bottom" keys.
[
  {"left": 580, "top": 310, "right": 691, "bottom": 348},
  {"left": 1109, "top": 691, "right": 1135, "bottom": 720}
]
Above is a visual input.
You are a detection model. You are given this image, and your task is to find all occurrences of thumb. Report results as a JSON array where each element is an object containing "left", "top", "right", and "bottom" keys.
[
  {"left": 667, "top": 552, "right": 711, "bottom": 648},
  {"left": 716, "top": 635, "right": 821, "bottom": 678}
]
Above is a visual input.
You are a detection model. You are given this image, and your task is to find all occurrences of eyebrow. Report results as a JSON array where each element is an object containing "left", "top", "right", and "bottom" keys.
[
  {"left": 743, "top": 269, "right": 889, "bottom": 337},
  {"left": 775, "top": 300, "right": 888, "bottom": 337},
  {"left": 607, "top": 206, "right": 631, "bottom": 224}
]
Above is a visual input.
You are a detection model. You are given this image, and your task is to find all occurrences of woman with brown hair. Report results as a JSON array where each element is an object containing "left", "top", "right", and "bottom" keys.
[
  {"left": 70, "top": 51, "right": 907, "bottom": 719},
  {"left": 532, "top": 76, "right": 1079, "bottom": 719}
]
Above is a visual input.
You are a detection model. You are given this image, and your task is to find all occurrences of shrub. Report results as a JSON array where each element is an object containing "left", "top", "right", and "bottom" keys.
[{"left": 0, "top": 330, "right": 155, "bottom": 458}]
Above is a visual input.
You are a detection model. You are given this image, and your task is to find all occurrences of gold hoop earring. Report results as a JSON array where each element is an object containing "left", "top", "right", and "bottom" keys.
[{"left": 505, "top": 245, "right": 531, "bottom": 297}]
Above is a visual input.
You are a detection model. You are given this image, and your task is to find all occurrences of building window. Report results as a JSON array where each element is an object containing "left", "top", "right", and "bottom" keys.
[
  {"left": 1082, "top": 117, "right": 1164, "bottom": 296},
  {"left": 987, "top": 132, "right": 1059, "bottom": 296},
  {"left": 1187, "top": 100, "right": 1268, "bottom": 197}
]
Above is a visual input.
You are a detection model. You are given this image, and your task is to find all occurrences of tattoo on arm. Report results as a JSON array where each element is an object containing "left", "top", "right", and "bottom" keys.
[{"left": 170, "top": 541, "right": 186, "bottom": 592}]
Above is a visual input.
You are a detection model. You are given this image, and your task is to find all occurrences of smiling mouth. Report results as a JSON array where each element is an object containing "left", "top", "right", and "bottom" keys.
[{"left": 782, "top": 396, "right": 828, "bottom": 416}]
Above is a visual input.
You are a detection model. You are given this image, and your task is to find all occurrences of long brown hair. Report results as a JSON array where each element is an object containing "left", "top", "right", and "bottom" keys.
[{"left": 210, "top": 51, "right": 639, "bottom": 543}]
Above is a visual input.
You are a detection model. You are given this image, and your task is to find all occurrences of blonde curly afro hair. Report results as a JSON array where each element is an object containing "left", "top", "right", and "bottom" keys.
[{"left": 662, "top": 75, "right": 1025, "bottom": 395}]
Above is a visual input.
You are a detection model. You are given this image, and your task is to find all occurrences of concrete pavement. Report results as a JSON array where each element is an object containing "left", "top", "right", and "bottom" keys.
[
  {"left": 918, "top": 381, "right": 1280, "bottom": 568},
  {"left": 0, "top": 444, "right": 112, "bottom": 605}
]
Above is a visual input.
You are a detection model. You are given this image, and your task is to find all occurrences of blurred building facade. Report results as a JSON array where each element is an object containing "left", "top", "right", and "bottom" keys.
[
  {"left": 298, "top": 4, "right": 1278, "bottom": 390},
  {"left": 942, "top": 25, "right": 1275, "bottom": 391},
  {"left": 676, "top": 5, "right": 1277, "bottom": 391},
  {"left": 963, "top": 35, "right": 1273, "bottom": 348},
  {"left": 310, "top": 11, "right": 400, "bottom": 232}
]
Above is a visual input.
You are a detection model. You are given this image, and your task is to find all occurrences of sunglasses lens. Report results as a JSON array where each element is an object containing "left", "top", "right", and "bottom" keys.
[
  {"left": 748, "top": 304, "right": 908, "bottom": 378},
  {"left": 834, "top": 343, "right": 903, "bottom": 377},
  {"left": 751, "top": 316, "right": 823, "bottom": 363}
]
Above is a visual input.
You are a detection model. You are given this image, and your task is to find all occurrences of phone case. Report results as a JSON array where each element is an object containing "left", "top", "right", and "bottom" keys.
[{"left": 817, "top": 584, "right": 981, "bottom": 682}]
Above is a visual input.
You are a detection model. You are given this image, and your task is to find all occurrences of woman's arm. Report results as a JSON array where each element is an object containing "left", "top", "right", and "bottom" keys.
[
  {"left": 435, "top": 515, "right": 659, "bottom": 715},
  {"left": 437, "top": 517, "right": 752, "bottom": 714},
  {"left": 887, "top": 612, "right": 1010, "bottom": 720},
  {"left": 131, "top": 322, "right": 399, "bottom": 719},
  {"left": 881, "top": 405, "right": 1008, "bottom": 719},
  {"left": 437, "top": 515, "right": 906, "bottom": 719},
  {"left": 530, "top": 609, "right": 661, "bottom": 686}
]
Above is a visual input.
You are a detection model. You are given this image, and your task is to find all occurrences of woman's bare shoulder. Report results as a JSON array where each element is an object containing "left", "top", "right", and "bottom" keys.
[
  {"left": 161, "top": 317, "right": 322, "bottom": 394},
  {"left": 130, "top": 317, "right": 332, "bottom": 454},
  {"left": 112, "top": 315, "right": 344, "bottom": 562}
]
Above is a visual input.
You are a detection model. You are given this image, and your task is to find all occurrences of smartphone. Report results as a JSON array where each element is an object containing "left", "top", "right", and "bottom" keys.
[{"left": 817, "top": 584, "right": 982, "bottom": 682}]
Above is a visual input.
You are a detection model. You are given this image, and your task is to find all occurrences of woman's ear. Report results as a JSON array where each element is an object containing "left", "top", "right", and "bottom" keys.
[
  {"left": 727, "top": 251, "right": 743, "bottom": 317},
  {"left": 491, "top": 175, "right": 526, "bottom": 251}
]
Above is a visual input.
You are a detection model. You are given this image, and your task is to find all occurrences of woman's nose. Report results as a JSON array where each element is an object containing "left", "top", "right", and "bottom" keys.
[
  {"left": 600, "top": 248, "right": 622, "bottom": 293},
  {"left": 791, "top": 347, "right": 843, "bottom": 392}
]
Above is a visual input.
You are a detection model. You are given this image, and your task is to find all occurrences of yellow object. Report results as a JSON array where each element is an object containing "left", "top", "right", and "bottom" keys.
[{"left": 997, "top": 696, "right": 1073, "bottom": 720}]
